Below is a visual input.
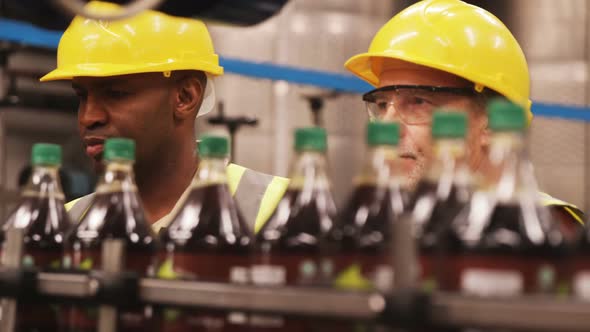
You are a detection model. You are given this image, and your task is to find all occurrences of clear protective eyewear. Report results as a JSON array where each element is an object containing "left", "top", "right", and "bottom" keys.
[{"left": 362, "top": 85, "right": 478, "bottom": 124}]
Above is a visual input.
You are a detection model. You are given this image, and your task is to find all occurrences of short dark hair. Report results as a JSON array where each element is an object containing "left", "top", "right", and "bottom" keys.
[{"left": 194, "top": 71, "right": 207, "bottom": 91}]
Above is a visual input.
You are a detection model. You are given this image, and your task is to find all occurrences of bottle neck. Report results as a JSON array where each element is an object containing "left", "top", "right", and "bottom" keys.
[
  {"left": 288, "top": 150, "right": 331, "bottom": 191},
  {"left": 487, "top": 131, "right": 536, "bottom": 203},
  {"left": 192, "top": 157, "right": 228, "bottom": 187},
  {"left": 425, "top": 138, "right": 468, "bottom": 183},
  {"left": 22, "top": 165, "right": 65, "bottom": 200},
  {"left": 356, "top": 145, "right": 401, "bottom": 187},
  {"left": 96, "top": 160, "right": 137, "bottom": 194}
]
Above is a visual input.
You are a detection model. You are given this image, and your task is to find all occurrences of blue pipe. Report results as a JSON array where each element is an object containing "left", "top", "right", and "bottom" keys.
[{"left": 1, "top": 18, "right": 589, "bottom": 122}]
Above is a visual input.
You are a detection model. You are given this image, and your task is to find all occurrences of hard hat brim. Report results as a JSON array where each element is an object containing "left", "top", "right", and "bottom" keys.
[
  {"left": 40, "top": 61, "right": 224, "bottom": 82},
  {"left": 345, "top": 52, "right": 533, "bottom": 124}
]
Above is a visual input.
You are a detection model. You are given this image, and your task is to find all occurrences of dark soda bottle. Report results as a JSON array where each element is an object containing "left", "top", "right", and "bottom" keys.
[
  {"left": 410, "top": 111, "right": 473, "bottom": 292},
  {"left": 1, "top": 143, "right": 71, "bottom": 332},
  {"left": 328, "top": 122, "right": 404, "bottom": 332},
  {"left": 63, "top": 138, "right": 158, "bottom": 332},
  {"left": 253, "top": 127, "right": 337, "bottom": 331},
  {"left": 157, "top": 134, "right": 253, "bottom": 332},
  {"left": 333, "top": 121, "right": 403, "bottom": 293},
  {"left": 448, "top": 99, "right": 566, "bottom": 296}
]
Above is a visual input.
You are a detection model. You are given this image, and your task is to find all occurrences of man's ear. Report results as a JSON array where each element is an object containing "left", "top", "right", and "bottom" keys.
[{"left": 173, "top": 74, "right": 204, "bottom": 121}]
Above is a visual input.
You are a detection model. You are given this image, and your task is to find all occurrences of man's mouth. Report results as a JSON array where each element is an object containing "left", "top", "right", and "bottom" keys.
[
  {"left": 84, "top": 137, "right": 106, "bottom": 159},
  {"left": 399, "top": 152, "right": 417, "bottom": 160},
  {"left": 398, "top": 152, "right": 418, "bottom": 173}
]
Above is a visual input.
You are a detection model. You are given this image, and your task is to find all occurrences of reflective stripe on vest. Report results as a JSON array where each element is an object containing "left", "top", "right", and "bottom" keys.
[
  {"left": 221, "top": 163, "right": 289, "bottom": 232},
  {"left": 65, "top": 163, "right": 289, "bottom": 233},
  {"left": 226, "top": 163, "right": 247, "bottom": 196},
  {"left": 538, "top": 192, "right": 584, "bottom": 224},
  {"left": 64, "top": 193, "right": 95, "bottom": 224}
]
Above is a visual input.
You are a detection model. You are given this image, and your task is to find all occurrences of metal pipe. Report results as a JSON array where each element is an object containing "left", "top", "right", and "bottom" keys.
[
  {"left": 0, "top": 229, "right": 24, "bottom": 332},
  {"left": 430, "top": 293, "right": 590, "bottom": 332},
  {"left": 37, "top": 273, "right": 92, "bottom": 298},
  {"left": 140, "top": 278, "right": 385, "bottom": 319},
  {"left": 393, "top": 212, "right": 417, "bottom": 289},
  {"left": 97, "top": 240, "right": 124, "bottom": 332}
]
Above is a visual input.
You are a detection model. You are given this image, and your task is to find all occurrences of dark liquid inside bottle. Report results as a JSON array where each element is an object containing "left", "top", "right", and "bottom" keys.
[
  {"left": 2, "top": 194, "right": 71, "bottom": 332},
  {"left": 326, "top": 185, "right": 396, "bottom": 332},
  {"left": 334, "top": 185, "right": 394, "bottom": 291},
  {"left": 447, "top": 204, "right": 566, "bottom": 295},
  {"left": 158, "top": 184, "right": 252, "bottom": 332},
  {"left": 411, "top": 180, "right": 470, "bottom": 291},
  {"left": 253, "top": 188, "right": 336, "bottom": 331},
  {"left": 64, "top": 191, "right": 158, "bottom": 332}
]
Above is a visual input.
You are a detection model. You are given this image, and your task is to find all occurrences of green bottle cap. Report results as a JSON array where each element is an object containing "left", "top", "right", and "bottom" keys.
[
  {"left": 432, "top": 110, "right": 467, "bottom": 139},
  {"left": 31, "top": 143, "right": 62, "bottom": 166},
  {"left": 199, "top": 135, "right": 229, "bottom": 158},
  {"left": 295, "top": 127, "right": 327, "bottom": 152},
  {"left": 487, "top": 98, "right": 526, "bottom": 132},
  {"left": 367, "top": 121, "right": 400, "bottom": 146},
  {"left": 104, "top": 138, "right": 135, "bottom": 162}
]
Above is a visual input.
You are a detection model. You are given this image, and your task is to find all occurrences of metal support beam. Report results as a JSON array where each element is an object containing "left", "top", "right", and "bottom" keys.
[
  {"left": 0, "top": 229, "right": 23, "bottom": 332},
  {"left": 431, "top": 293, "right": 590, "bottom": 332},
  {"left": 97, "top": 240, "right": 124, "bottom": 332}
]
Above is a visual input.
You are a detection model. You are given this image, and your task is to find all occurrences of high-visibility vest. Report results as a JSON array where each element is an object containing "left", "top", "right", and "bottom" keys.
[{"left": 538, "top": 192, "right": 584, "bottom": 225}]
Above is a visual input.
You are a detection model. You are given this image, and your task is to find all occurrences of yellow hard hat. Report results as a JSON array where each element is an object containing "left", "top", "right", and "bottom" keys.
[
  {"left": 345, "top": 0, "right": 532, "bottom": 122},
  {"left": 40, "top": 1, "right": 223, "bottom": 82}
]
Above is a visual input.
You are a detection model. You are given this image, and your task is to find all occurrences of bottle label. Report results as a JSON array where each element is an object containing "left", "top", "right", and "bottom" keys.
[
  {"left": 251, "top": 265, "right": 286, "bottom": 286},
  {"left": 573, "top": 271, "right": 590, "bottom": 300},
  {"left": 332, "top": 253, "right": 393, "bottom": 292},
  {"left": 230, "top": 266, "right": 250, "bottom": 284},
  {"left": 156, "top": 252, "right": 249, "bottom": 282},
  {"left": 461, "top": 268, "right": 523, "bottom": 297}
]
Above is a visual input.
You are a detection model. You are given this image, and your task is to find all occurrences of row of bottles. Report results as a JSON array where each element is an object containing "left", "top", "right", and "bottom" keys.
[
  {"left": 1, "top": 98, "right": 590, "bottom": 332},
  {"left": 413, "top": 100, "right": 569, "bottom": 297},
  {"left": 443, "top": 101, "right": 567, "bottom": 296}
]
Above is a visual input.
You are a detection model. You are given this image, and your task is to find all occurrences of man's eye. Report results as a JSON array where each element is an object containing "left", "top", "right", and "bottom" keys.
[
  {"left": 410, "top": 96, "right": 430, "bottom": 105},
  {"left": 377, "top": 101, "right": 389, "bottom": 109},
  {"left": 106, "top": 90, "right": 130, "bottom": 98}
]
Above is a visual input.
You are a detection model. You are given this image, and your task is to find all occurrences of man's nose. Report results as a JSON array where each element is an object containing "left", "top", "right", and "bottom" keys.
[
  {"left": 382, "top": 103, "right": 402, "bottom": 122},
  {"left": 78, "top": 94, "right": 108, "bottom": 130}
]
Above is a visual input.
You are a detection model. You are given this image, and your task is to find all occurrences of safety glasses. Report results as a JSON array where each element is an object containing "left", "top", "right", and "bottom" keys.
[{"left": 362, "top": 85, "right": 478, "bottom": 124}]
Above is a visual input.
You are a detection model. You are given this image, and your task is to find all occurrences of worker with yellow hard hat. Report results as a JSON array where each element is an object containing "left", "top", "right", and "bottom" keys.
[
  {"left": 41, "top": 1, "right": 288, "bottom": 233},
  {"left": 345, "top": 0, "right": 583, "bottom": 227}
]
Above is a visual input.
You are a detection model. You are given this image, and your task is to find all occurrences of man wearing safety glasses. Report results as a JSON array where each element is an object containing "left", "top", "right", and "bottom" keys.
[{"left": 344, "top": 0, "right": 583, "bottom": 225}]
